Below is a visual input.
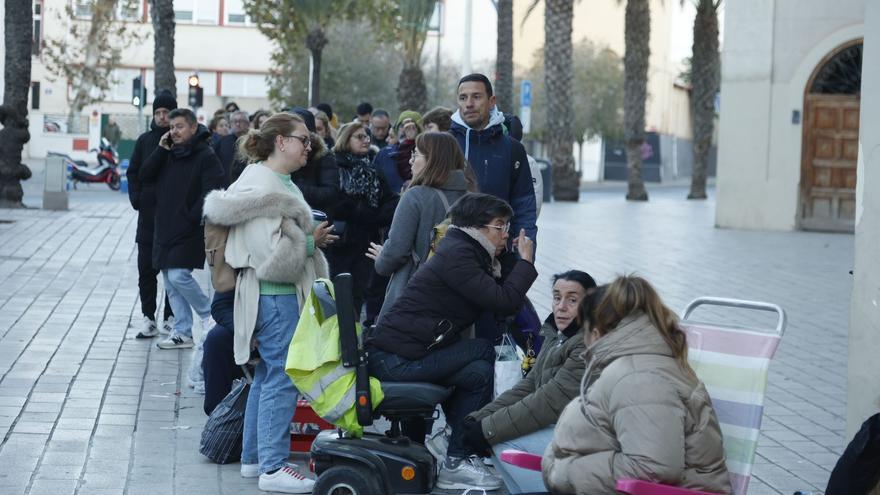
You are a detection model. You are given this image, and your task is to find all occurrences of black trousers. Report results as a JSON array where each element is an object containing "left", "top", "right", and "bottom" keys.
[
  {"left": 202, "top": 324, "right": 244, "bottom": 415},
  {"left": 325, "top": 245, "right": 374, "bottom": 320},
  {"left": 137, "top": 242, "right": 174, "bottom": 321}
]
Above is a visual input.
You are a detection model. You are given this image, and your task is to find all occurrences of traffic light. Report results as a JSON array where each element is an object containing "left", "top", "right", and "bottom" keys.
[
  {"left": 131, "top": 75, "right": 147, "bottom": 108},
  {"left": 187, "top": 74, "right": 203, "bottom": 108}
]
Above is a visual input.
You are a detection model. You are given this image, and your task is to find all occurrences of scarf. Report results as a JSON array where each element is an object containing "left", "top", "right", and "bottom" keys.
[
  {"left": 449, "top": 225, "right": 502, "bottom": 278},
  {"left": 338, "top": 153, "right": 381, "bottom": 208}
]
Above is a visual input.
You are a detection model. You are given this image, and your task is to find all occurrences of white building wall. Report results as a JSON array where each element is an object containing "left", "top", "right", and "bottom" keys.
[
  {"left": 715, "top": 0, "right": 864, "bottom": 231},
  {"left": 25, "top": 0, "right": 277, "bottom": 159}
]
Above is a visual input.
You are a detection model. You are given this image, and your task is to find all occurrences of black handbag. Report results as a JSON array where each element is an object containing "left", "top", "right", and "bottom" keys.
[{"left": 199, "top": 375, "right": 250, "bottom": 464}]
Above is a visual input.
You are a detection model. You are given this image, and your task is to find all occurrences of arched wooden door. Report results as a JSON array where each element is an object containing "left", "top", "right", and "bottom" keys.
[{"left": 800, "top": 41, "right": 862, "bottom": 233}]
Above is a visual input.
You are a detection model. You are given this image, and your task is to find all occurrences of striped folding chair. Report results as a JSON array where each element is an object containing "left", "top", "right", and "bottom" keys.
[
  {"left": 617, "top": 297, "right": 787, "bottom": 495},
  {"left": 502, "top": 297, "right": 786, "bottom": 495}
]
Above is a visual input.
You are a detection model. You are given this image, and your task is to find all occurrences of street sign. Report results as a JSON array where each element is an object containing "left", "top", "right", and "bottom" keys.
[
  {"left": 520, "top": 80, "right": 532, "bottom": 107},
  {"left": 520, "top": 80, "right": 532, "bottom": 134}
]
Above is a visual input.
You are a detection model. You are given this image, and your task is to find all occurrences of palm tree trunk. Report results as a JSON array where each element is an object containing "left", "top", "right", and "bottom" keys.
[
  {"left": 545, "top": 0, "right": 578, "bottom": 201},
  {"left": 150, "top": 0, "right": 176, "bottom": 94},
  {"left": 0, "top": 0, "right": 34, "bottom": 208},
  {"left": 624, "top": 0, "right": 650, "bottom": 201},
  {"left": 397, "top": 64, "right": 428, "bottom": 112},
  {"left": 688, "top": 0, "right": 720, "bottom": 200},
  {"left": 306, "top": 28, "right": 328, "bottom": 107},
  {"left": 495, "top": 0, "right": 514, "bottom": 114}
]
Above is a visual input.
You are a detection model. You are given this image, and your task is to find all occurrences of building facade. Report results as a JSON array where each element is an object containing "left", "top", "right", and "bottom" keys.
[
  {"left": 24, "top": 0, "right": 274, "bottom": 160},
  {"left": 715, "top": 0, "right": 864, "bottom": 232},
  {"left": 512, "top": 0, "right": 699, "bottom": 182}
]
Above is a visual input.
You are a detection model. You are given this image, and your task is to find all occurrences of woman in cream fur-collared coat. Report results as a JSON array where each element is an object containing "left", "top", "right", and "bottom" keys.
[{"left": 202, "top": 113, "right": 334, "bottom": 494}]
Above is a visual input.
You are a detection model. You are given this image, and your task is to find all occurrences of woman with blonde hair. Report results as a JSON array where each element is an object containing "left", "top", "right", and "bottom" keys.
[
  {"left": 367, "top": 132, "right": 476, "bottom": 317},
  {"left": 542, "top": 275, "right": 731, "bottom": 494},
  {"left": 203, "top": 112, "right": 336, "bottom": 494}
]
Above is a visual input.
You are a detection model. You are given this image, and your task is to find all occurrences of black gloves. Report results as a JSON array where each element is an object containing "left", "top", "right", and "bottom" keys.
[{"left": 461, "top": 418, "right": 492, "bottom": 457}]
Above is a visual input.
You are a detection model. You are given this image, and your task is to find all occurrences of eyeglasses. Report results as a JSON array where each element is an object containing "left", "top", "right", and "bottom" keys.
[
  {"left": 285, "top": 134, "right": 311, "bottom": 148},
  {"left": 411, "top": 150, "right": 424, "bottom": 160},
  {"left": 483, "top": 223, "right": 510, "bottom": 233},
  {"left": 352, "top": 133, "right": 371, "bottom": 141}
]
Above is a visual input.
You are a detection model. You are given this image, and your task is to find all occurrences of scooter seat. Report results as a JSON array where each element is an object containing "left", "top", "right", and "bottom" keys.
[{"left": 375, "top": 382, "right": 452, "bottom": 417}]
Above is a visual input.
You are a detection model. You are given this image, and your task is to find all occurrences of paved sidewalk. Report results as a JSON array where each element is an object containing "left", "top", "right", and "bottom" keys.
[{"left": 0, "top": 186, "right": 852, "bottom": 494}]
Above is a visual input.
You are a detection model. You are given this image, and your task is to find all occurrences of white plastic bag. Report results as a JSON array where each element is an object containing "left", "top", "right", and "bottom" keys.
[{"left": 494, "top": 334, "right": 522, "bottom": 398}]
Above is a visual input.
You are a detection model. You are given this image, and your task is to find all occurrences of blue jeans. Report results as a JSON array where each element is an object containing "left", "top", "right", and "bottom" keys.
[
  {"left": 162, "top": 268, "right": 211, "bottom": 337},
  {"left": 492, "top": 427, "right": 554, "bottom": 494},
  {"left": 368, "top": 339, "right": 495, "bottom": 458},
  {"left": 241, "top": 294, "right": 300, "bottom": 473}
]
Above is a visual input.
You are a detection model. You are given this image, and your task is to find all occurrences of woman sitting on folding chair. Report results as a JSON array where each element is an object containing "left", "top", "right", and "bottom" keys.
[{"left": 542, "top": 275, "right": 731, "bottom": 494}]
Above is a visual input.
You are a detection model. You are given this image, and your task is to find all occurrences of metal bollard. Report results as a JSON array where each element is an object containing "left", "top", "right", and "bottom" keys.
[
  {"left": 120, "top": 159, "right": 129, "bottom": 194},
  {"left": 44, "top": 155, "right": 69, "bottom": 210}
]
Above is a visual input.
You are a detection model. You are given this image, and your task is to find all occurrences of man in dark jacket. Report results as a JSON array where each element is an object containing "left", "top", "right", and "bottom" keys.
[
  {"left": 366, "top": 193, "right": 537, "bottom": 492},
  {"left": 213, "top": 110, "right": 249, "bottom": 182},
  {"left": 289, "top": 108, "right": 340, "bottom": 213},
  {"left": 450, "top": 74, "right": 537, "bottom": 244},
  {"left": 140, "top": 108, "right": 227, "bottom": 350},
  {"left": 126, "top": 90, "right": 177, "bottom": 339}
]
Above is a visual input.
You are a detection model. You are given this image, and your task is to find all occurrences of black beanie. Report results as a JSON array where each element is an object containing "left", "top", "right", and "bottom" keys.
[
  {"left": 153, "top": 90, "right": 178, "bottom": 111},
  {"left": 292, "top": 108, "right": 317, "bottom": 133}
]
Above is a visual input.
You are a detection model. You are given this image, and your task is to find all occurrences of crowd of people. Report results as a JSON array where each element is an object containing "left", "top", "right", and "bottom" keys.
[{"left": 125, "top": 73, "right": 731, "bottom": 494}]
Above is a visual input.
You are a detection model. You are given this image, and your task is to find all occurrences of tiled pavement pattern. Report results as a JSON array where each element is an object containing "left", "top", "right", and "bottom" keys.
[{"left": 0, "top": 186, "right": 851, "bottom": 494}]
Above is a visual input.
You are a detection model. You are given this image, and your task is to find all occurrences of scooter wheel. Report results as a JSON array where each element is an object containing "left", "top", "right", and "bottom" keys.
[
  {"left": 108, "top": 173, "right": 121, "bottom": 191},
  {"left": 313, "top": 465, "right": 382, "bottom": 495}
]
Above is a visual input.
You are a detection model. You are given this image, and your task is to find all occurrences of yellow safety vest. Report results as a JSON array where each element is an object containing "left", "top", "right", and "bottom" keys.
[{"left": 285, "top": 279, "right": 383, "bottom": 437}]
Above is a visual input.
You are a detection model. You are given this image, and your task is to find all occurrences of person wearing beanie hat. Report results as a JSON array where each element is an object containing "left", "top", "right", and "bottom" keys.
[
  {"left": 372, "top": 110, "right": 423, "bottom": 194},
  {"left": 152, "top": 90, "right": 178, "bottom": 112},
  {"left": 290, "top": 107, "right": 316, "bottom": 133},
  {"left": 125, "top": 89, "right": 180, "bottom": 338}
]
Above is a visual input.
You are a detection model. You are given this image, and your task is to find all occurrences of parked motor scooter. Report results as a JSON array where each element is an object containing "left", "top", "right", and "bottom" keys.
[{"left": 49, "top": 138, "right": 121, "bottom": 190}]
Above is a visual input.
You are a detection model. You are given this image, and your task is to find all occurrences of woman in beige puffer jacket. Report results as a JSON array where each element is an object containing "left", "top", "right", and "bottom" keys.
[{"left": 542, "top": 276, "right": 732, "bottom": 495}]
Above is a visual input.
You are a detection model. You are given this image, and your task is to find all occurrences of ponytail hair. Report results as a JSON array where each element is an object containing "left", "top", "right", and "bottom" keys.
[
  {"left": 236, "top": 112, "right": 305, "bottom": 163},
  {"left": 593, "top": 275, "right": 695, "bottom": 378}
]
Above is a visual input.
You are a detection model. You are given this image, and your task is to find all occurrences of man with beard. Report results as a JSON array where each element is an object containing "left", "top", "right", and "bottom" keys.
[{"left": 126, "top": 90, "right": 177, "bottom": 339}]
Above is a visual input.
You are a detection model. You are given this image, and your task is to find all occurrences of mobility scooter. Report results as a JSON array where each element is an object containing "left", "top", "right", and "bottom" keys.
[{"left": 308, "top": 273, "right": 453, "bottom": 495}]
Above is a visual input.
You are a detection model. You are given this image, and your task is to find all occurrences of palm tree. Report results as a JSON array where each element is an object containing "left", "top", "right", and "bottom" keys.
[
  {"left": 543, "top": 0, "right": 579, "bottom": 201},
  {"left": 150, "top": 0, "right": 176, "bottom": 94},
  {"left": 623, "top": 0, "right": 650, "bottom": 201},
  {"left": 396, "top": 0, "right": 437, "bottom": 112},
  {"left": 687, "top": 0, "right": 721, "bottom": 199},
  {"left": 495, "top": 0, "right": 514, "bottom": 114},
  {"left": 247, "top": 0, "right": 392, "bottom": 107},
  {"left": 0, "top": 0, "right": 34, "bottom": 208}
]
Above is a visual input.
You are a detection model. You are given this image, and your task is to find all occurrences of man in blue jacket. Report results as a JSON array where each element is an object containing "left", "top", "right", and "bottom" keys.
[{"left": 450, "top": 74, "right": 537, "bottom": 245}]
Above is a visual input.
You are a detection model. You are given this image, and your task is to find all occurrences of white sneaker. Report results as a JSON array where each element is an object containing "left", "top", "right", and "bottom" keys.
[
  {"left": 160, "top": 317, "right": 174, "bottom": 335},
  {"left": 258, "top": 465, "right": 315, "bottom": 493},
  {"left": 437, "top": 456, "right": 502, "bottom": 491},
  {"left": 157, "top": 333, "right": 194, "bottom": 350},
  {"left": 201, "top": 315, "right": 217, "bottom": 332},
  {"left": 136, "top": 316, "right": 158, "bottom": 339},
  {"left": 242, "top": 462, "right": 299, "bottom": 479}
]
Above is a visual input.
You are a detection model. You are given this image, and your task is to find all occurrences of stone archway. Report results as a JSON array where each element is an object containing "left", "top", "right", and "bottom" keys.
[{"left": 799, "top": 40, "right": 863, "bottom": 232}]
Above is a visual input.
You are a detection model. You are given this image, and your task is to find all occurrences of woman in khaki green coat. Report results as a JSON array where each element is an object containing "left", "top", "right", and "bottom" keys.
[
  {"left": 425, "top": 270, "right": 599, "bottom": 494},
  {"left": 542, "top": 276, "right": 731, "bottom": 495}
]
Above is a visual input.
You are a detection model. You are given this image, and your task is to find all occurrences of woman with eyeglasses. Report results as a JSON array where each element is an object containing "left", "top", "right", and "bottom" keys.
[
  {"left": 365, "top": 192, "right": 537, "bottom": 492},
  {"left": 366, "top": 132, "right": 477, "bottom": 319},
  {"left": 327, "top": 122, "right": 398, "bottom": 317},
  {"left": 203, "top": 113, "right": 336, "bottom": 494}
]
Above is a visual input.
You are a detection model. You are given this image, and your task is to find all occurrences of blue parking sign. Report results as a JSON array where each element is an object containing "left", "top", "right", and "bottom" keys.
[{"left": 521, "top": 80, "right": 532, "bottom": 107}]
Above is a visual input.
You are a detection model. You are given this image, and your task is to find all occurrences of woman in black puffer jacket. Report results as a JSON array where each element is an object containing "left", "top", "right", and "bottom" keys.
[{"left": 326, "top": 122, "right": 398, "bottom": 315}]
